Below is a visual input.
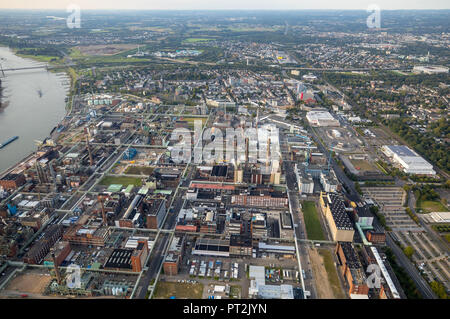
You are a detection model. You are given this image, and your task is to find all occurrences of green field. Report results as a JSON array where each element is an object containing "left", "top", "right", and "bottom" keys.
[
  {"left": 16, "top": 53, "right": 61, "bottom": 63},
  {"left": 179, "top": 116, "right": 207, "bottom": 126},
  {"left": 318, "top": 249, "right": 346, "bottom": 299},
  {"left": 302, "top": 201, "right": 325, "bottom": 240},
  {"left": 153, "top": 282, "right": 204, "bottom": 299},
  {"left": 99, "top": 176, "right": 143, "bottom": 187},
  {"left": 229, "top": 285, "right": 241, "bottom": 299},
  {"left": 182, "top": 38, "right": 213, "bottom": 43},
  {"left": 416, "top": 199, "right": 448, "bottom": 213},
  {"left": 349, "top": 159, "right": 377, "bottom": 172},
  {"left": 124, "top": 166, "right": 154, "bottom": 175}
]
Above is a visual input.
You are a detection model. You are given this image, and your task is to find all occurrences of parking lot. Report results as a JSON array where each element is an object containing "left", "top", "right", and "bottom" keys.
[{"left": 363, "top": 187, "right": 450, "bottom": 291}]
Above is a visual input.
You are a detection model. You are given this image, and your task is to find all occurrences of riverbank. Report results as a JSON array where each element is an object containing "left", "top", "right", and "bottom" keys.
[
  {"left": 0, "top": 46, "right": 70, "bottom": 173},
  {"left": 11, "top": 47, "right": 77, "bottom": 112}
]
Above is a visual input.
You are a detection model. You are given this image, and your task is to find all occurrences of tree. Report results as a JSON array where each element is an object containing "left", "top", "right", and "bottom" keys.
[
  {"left": 354, "top": 182, "right": 362, "bottom": 195},
  {"left": 403, "top": 246, "right": 415, "bottom": 259},
  {"left": 430, "top": 281, "right": 448, "bottom": 299}
]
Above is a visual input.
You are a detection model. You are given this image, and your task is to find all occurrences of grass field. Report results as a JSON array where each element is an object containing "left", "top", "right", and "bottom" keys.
[
  {"left": 16, "top": 53, "right": 61, "bottom": 63},
  {"left": 124, "top": 166, "right": 154, "bottom": 175},
  {"left": 179, "top": 117, "right": 207, "bottom": 126},
  {"left": 416, "top": 199, "right": 448, "bottom": 213},
  {"left": 153, "top": 282, "right": 204, "bottom": 299},
  {"left": 302, "top": 201, "right": 325, "bottom": 241},
  {"left": 318, "top": 249, "right": 346, "bottom": 299},
  {"left": 99, "top": 176, "right": 143, "bottom": 187},
  {"left": 229, "top": 285, "right": 241, "bottom": 299},
  {"left": 182, "top": 38, "right": 213, "bottom": 43},
  {"left": 349, "top": 159, "right": 377, "bottom": 172}
]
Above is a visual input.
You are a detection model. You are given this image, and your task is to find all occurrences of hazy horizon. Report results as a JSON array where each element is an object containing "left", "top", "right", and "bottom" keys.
[{"left": 0, "top": 0, "right": 449, "bottom": 10}]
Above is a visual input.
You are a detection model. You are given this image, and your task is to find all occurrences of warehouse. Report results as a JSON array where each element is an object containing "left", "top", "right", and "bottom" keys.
[
  {"left": 382, "top": 145, "right": 436, "bottom": 175},
  {"left": 306, "top": 111, "right": 340, "bottom": 127},
  {"left": 335, "top": 242, "right": 369, "bottom": 299},
  {"left": 192, "top": 238, "right": 230, "bottom": 257}
]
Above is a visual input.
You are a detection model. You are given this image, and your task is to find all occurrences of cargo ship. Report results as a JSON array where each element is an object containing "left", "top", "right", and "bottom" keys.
[{"left": 0, "top": 136, "right": 19, "bottom": 149}]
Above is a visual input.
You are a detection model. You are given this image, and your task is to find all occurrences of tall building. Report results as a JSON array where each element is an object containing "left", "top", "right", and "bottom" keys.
[
  {"left": 335, "top": 242, "right": 369, "bottom": 299},
  {"left": 319, "top": 192, "right": 354, "bottom": 242}
]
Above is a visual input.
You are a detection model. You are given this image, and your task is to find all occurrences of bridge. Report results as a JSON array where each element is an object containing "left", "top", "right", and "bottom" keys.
[{"left": 0, "top": 63, "right": 74, "bottom": 77}]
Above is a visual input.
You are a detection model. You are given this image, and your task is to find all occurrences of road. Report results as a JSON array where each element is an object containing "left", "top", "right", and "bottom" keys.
[
  {"left": 134, "top": 164, "right": 195, "bottom": 298},
  {"left": 280, "top": 131, "right": 317, "bottom": 299},
  {"left": 135, "top": 232, "right": 171, "bottom": 299}
]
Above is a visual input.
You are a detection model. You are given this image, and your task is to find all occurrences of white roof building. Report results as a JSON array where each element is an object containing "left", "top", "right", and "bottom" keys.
[
  {"left": 424, "top": 212, "right": 450, "bottom": 223},
  {"left": 306, "top": 111, "right": 340, "bottom": 127},
  {"left": 248, "top": 265, "right": 294, "bottom": 299},
  {"left": 382, "top": 145, "right": 436, "bottom": 175},
  {"left": 413, "top": 65, "right": 449, "bottom": 74}
]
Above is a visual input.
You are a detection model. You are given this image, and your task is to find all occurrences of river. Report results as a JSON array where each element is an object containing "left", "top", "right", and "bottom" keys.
[{"left": 0, "top": 46, "right": 70, "bottom": 174}]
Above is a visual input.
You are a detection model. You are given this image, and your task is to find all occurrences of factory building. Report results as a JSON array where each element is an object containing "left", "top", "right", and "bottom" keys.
[
  {"left": 43, "top": 240, "right": 71, "bottom": 266},
  {"left": 229, "top": 233, "right": 253, "bottom": 257},
  {"left": 295, "top": 164, "right": 314, "bottom": 195},
  {"left": 413, "top": 65, "right": 449, "bottom": 74},
  {"left": 381, "top": 145, "right": 436, "bottom": 175},
  {"left": 23, "top": 225, "right": 63, "bottom": 264},
  {"left": 231, "top": 194, "right": 288, "bottom": 208},
  {"left": 163, "top": 235, "right": 186, "bottom": 276},
  {"left": 63, "top": 224, "right": 111, "bottom": 246},
  {"left": 248, "top": 265, "right": 294, "bottom": 299},
  {"left": 192, "top": 238, "right": 230, "bottom": 257},
  {"left": 306, "top": 111, "right": 340, "bottom": 127},
  {"left": 130, "top": 239, "right": 149, "bottom": 272},
  {"left": 319, "top": 170, "right": 339, "bottom": 193},
  {"left": 0, "top": 173, "right": 26, "bottom": 190},
  {"left": 319, "top": 192, "right": 354, "bottom": 242},
  {"left": 145, "top": 198, "right": 167, "bottom": 229},
  {"left": 335, "top": 242, "right": 369, "bottom": 299},
  {"left": 104, "top": 239, "right": 148, "bottom": 272},
  {"left": 17, "top": 208, "right": 50, "bottom": 231}
]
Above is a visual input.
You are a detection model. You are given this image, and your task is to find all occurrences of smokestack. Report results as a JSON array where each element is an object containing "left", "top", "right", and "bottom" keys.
[
  {"left": 98, "top": 195, "right": 107, "bottom": 226},
  {"left": 266, "top": 137, "right": 271, "bottom": 168},
  {"left": 85, "top": 127, "right": 94, "bottom": 166},
  {"left": 52, "top": 252, "right": 62, "bottom": 284},
  {"left": 245, "top": 137, "right": 249, "bottom": 163}
]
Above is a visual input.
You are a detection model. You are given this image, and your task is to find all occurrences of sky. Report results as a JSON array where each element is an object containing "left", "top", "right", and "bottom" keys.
[{"left": 0, "top": 0, "right": 449, "bottom": 10}]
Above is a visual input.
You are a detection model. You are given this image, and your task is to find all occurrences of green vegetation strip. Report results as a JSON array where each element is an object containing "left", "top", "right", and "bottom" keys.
[
  {"left": 302, "top": 201, "right": 325, "bottom": 240},
  {"left": 153, "top": 282, "right": 204, "bottom": 299},
  {"left": 318, "top": 249, "right": 346, "bottom": 299},
  {"left": 383, "top": 247, "right": 422, "bottom": 299},
  {"left": 416, "top": 200, "right": 447, "bottom": 213},
  {"left": 124, "top": 166, "right": 154, "bottom": 175},
  {"left": 99, "top": 176, "right": 143, "bottom": 187}
]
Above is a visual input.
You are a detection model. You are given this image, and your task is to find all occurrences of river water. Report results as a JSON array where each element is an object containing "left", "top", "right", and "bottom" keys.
[{"left": 0, "top": 46, "right": 70, "bottom": 173}]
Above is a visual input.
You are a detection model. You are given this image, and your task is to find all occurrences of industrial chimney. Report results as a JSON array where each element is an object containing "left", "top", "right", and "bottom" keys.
[{"left": 52, "top": 251, "right": 62, "bottom": 285}]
